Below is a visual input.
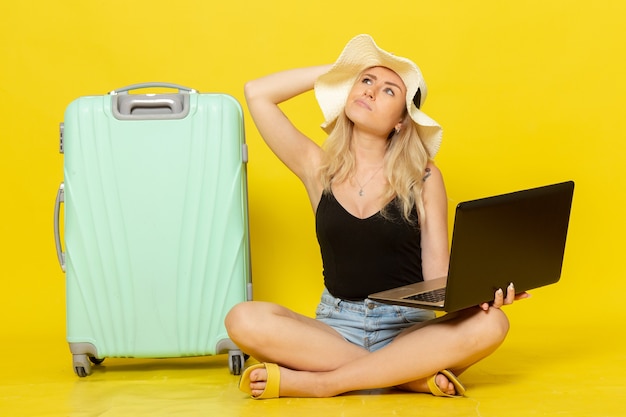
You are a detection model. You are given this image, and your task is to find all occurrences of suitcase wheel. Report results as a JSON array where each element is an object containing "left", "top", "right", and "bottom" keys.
[
  {"left": 72, "top": 354, "right": 91, "bottom": 377},
  {"left": 89, "top": 357, "right": 105, "bottom": 365},
  {"left": 228, "top": 350, "right": 247, "bottom": 375},
  {"left": 72, "top": 354, "right": 104, "bottom": 377}
]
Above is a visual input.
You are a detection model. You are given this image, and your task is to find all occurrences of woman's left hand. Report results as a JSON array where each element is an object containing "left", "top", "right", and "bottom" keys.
[{"left": 480, "top": 283, "right": 530, "bottom": 311}]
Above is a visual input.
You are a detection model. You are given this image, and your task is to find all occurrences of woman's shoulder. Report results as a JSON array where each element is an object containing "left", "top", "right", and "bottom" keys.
[
  {"left": 423, "top": 161, "right": 443, "bottom": 182},
  {"left": 422, "top": 161, "right": 446, "bottom": 205}
]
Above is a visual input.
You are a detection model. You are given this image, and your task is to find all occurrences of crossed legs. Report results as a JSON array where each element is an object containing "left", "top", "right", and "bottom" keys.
[{"left": 225, "top": 300, "right": 509, "bottom": 398}]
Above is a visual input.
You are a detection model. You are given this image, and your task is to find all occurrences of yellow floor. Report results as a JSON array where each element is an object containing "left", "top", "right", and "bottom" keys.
[{"left": 1, "top": 320, "right": 624, "bottom": 417}]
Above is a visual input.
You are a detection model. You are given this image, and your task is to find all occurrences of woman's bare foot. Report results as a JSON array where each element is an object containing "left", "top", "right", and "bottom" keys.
[
  {"left": 247, "top": 367, "right": 272, "bottom": 397},
  {"left": 245, "top": 365, "right": 336, "bottom": 398},
  {"left": 431, "top": 373, "right": 459, "bottom": 395}
]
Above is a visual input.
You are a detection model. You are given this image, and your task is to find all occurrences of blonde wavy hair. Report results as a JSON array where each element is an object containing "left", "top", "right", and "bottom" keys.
[{"left": 319, "top": 111, "right": 430, "bottom": 226}]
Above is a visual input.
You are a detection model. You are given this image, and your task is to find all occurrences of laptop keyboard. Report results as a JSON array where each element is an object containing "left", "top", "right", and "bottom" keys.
[{"left": 405, "top": 287, "right": 446, "bottom": 303}]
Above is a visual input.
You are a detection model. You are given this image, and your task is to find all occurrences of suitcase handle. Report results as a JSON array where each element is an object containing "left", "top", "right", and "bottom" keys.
[
  {"left": 118, "top": 96, "right": 184, "bottom": 116},
  {"left": 109, "top": 83, "right": 197, "bottom": 95},
  {"left": 54, "top": 183, "right": 66, "bottom": 272}
]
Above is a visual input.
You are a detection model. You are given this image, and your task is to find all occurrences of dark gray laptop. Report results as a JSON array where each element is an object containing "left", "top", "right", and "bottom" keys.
[{"left": 369, "top": 181, "right": 574, "bottom": 312}]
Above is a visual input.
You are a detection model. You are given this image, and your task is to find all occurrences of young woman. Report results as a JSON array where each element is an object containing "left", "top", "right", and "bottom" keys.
[{"left": 225, "top": 34, "right": 528, "bottom": 399}]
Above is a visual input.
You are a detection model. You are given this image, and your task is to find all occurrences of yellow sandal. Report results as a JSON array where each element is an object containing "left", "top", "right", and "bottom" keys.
[
  {"left": 427, "top": 369, "right": 466, "bottom": 397},
  {"left": 238, "top": 363, "right": 281, "bottom": 399}
]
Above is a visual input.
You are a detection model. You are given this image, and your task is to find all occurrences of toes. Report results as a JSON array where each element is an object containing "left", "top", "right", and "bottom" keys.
[
  {"left": 251, "top": 388, "right": 265, "bottom": 397},
  {"left": 436, "top": 374, "right": 456, "bottom": 395},
  {"left": 250, "top": 368, "right": 268, "bottom": 382},
  {"left": 250, "top": 381, "right": 266, "bottom": 390},
  {"left": 249, "top": 382, "right": 267, "bottom": 398},
  {"left": 249, "top": 368, "right": 269, "bottom": 397}
]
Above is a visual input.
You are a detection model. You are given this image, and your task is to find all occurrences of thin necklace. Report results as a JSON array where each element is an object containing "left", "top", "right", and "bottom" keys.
[{"left": 355, "top": 166, "right": 383, "bottom": 197}]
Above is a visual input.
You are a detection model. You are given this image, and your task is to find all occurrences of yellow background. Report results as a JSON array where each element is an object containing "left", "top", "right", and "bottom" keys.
[{"left": 1, "top": 0, "right": 625, "bottom": 356}]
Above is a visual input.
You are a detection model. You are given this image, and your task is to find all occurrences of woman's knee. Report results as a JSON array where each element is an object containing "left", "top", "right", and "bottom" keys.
[
  {"left": 476, "top": 307, "right": 510, "bottom": 346},
  {"left": 225, "top": 301, "right": 261, "bottom": 340},
  {"left": 225, "top": 301, "right": 281, "bottom": 342},
  {"left": 459, "top": 307, "right": 510, "bottom": 353}
]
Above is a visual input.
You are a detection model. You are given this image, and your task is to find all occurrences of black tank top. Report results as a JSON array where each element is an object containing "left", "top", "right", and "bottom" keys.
[{"left": 315, "top": 192, "right": 424, "bottom": 300}]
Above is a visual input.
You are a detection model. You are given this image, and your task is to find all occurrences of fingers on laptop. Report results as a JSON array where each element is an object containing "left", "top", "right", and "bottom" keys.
[
  {"left": 483, "top": 288, "right": 504, "bottom": 310},
  {"left": 482, "top": 282, "right": 524, "bottom": 310},
  {"left": 505, "top": 283, "right": 516, "bottom": 304}
]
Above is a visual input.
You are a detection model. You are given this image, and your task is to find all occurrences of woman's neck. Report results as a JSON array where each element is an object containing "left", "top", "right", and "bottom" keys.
[{"left": 351, "top": 130, "right": 387, "bottom": 167}]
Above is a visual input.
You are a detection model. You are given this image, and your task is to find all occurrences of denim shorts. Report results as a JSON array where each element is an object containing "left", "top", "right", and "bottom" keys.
[{"left": 315, "top": 288, "right": 436, "bottom": 352}]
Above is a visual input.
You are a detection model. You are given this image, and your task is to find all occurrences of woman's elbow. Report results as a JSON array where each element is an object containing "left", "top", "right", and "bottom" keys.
[{"left": 243, "top": 79, "right": 262, "bottom": 102}]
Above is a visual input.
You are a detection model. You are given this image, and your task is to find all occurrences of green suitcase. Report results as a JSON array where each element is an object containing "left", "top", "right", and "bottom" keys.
[{"left": 54, "top": 83, "right": 251, "bottom": 377}]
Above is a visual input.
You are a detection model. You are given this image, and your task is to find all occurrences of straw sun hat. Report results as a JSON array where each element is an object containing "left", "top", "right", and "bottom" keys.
[{"left": 314, "top": 34, "right": 442, "bottom": 158}]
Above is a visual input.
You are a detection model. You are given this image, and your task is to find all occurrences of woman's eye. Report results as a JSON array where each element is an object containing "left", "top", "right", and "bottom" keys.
[
  {"left": 384, "top": 88, "right": 395, "bottom": 96},
  {"left": 362, "top": 77, "right": 372, "bottom": 85}
]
